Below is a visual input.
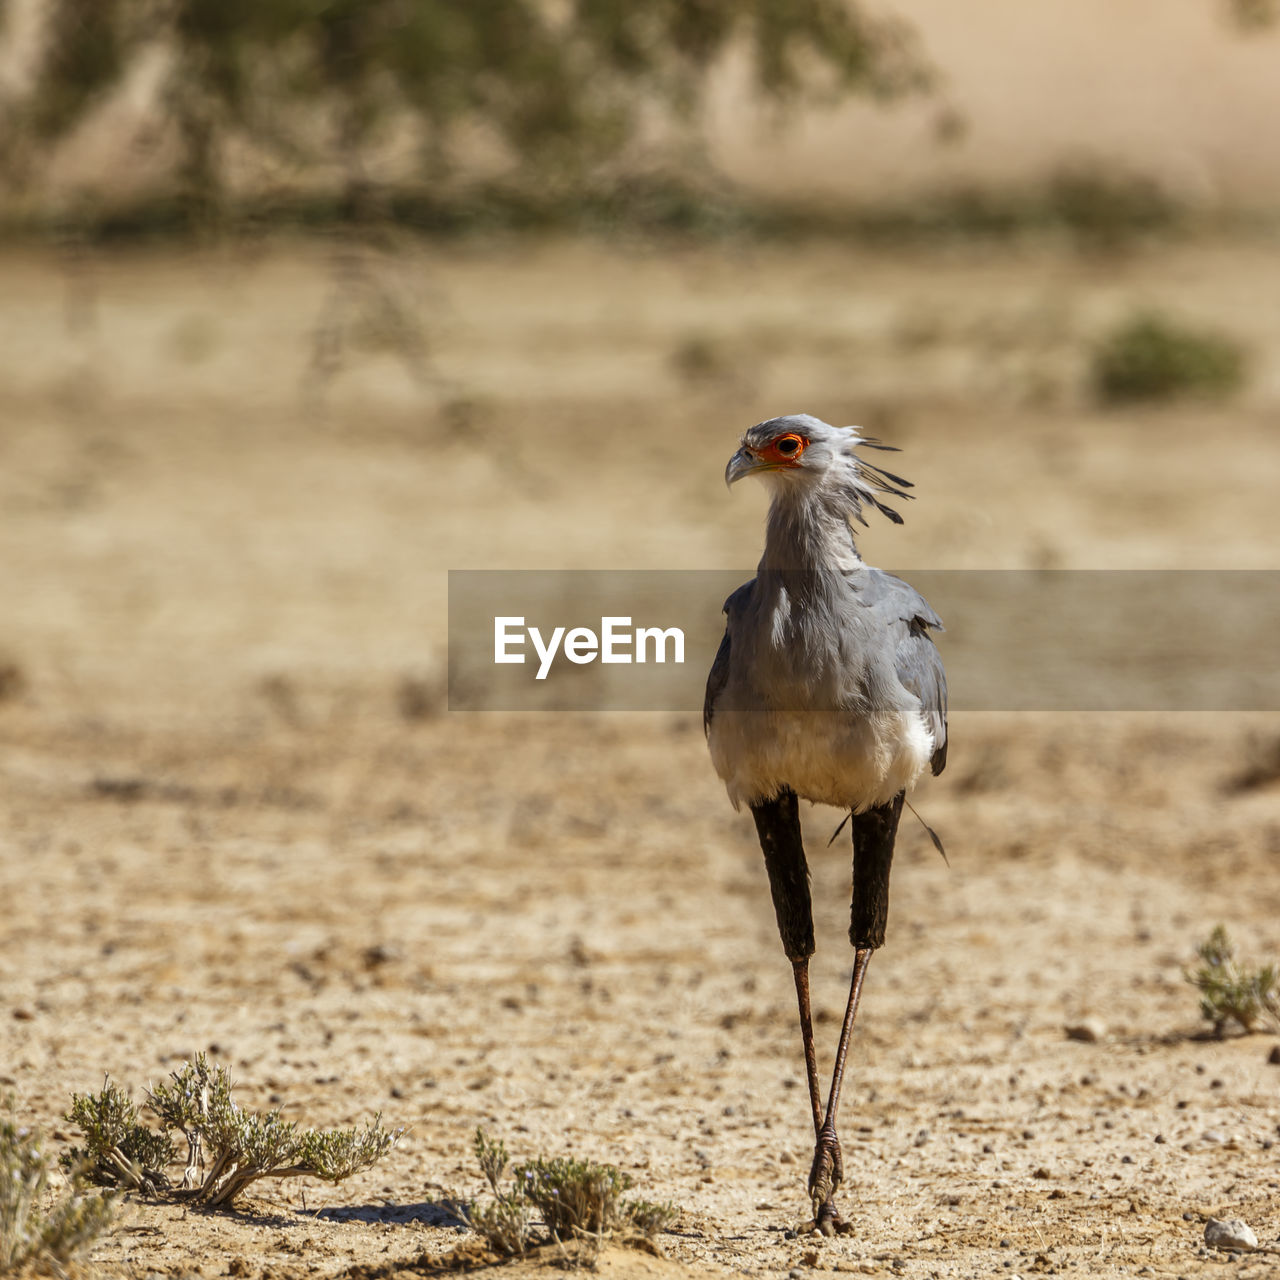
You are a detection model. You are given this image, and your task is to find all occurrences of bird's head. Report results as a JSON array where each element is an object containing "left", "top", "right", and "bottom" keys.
[{"left": 724, "top": 413, "right": 913, "bottom": 526}]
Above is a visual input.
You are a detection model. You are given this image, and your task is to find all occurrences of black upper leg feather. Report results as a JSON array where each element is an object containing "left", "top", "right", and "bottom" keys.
[
  {"left": 849, "top": 793, "right": 904, "bottom": 950},
  {"left": 750, "top": 789, "right": 814, "bottom": 962}
]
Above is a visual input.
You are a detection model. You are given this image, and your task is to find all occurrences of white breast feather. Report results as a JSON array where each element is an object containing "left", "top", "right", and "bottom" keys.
[{"left": 709, "top": 702, "right": 934, "bottom": 813}]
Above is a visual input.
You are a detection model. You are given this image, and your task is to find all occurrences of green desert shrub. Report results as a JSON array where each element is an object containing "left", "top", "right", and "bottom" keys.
[
  {"left": 1, "top": 1109, "right": 116, "bottom": 1273},
  {"left": 1092, "top": 311, "right": 1246, "bottom": 404},
  {"left": 1187, "top": 925, "right": 1280, "bottom": 1036},
  {"left": 465, "top": 1129, "right": 676, "bottom": 1257},
  {"left": 66, "top": 1055, "right": 400, "bottom": 1210}
]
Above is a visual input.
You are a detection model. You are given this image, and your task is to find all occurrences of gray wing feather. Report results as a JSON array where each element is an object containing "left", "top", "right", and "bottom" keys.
[
  {"left": 704, "top": 581, "right": 753, "bottom": 734},
  {"left": 862, "top": 569, "right": 948, "bottom": 775}
]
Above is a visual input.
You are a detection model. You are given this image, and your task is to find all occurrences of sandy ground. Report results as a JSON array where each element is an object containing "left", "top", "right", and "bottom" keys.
[{"left": 1, "top": 235, "right": 1279, "bottom": 1279}]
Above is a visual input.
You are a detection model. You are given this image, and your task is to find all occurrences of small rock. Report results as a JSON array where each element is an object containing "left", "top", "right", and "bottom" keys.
[
  {"left": 913, "top": 1128, "right": 930, "bottom": 1147},
  {"left": 11, "top": 1008, "right": 34, "bottom": 1021},
  {"left": 779, "top": 1150, "right": 795, "bottom": 1164},
  {"left": 1204, "top": 1218, "right": 1257, "bottom": 1252},
  {"left": 1065, "top": 1018, "right": 1106, "bottom": 1043},
  {"left": 1267, "top": 1044, "right": 1280, "bottom": 1065},
  {"left": 1201, "top": 1129, "right": 1225, "bottom": 1145}
]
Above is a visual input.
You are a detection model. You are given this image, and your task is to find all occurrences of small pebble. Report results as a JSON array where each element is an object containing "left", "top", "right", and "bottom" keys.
[
  {"left": 779, "top": 1150, "right": 795, "bottom": 1164},
  {"left": 1267, "top": 1044, "right": 1280, "bottom": 1066},
  {"left": 1201, "top": 1129, "right": 1225, "bottom": 1145},
  {"left": 1065, "top": 1018, "right": 1105, "bottom": 1043},
  {"left": 1204, "top": 1217, "right": 1257, "bottom": 1252}
]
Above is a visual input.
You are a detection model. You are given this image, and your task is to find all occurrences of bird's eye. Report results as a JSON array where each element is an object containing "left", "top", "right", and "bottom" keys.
[{"left": 775, "top": 435, "right": 803, "bottom": 457}]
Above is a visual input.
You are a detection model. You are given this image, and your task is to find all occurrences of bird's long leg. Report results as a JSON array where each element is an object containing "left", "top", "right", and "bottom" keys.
[
  {"left": 792, "top": 959, "right": 844, "bottom": 1216},
  {"left": 807, "top": 948, "right": 871, "bottom": 1223},
  {"left": 750, "top": 792, "right": 843, "bottom": 1224},
  {"left": 791, "top": 961, "right": 824, "bottom": 1137},
  {"left": 807, "top": 793, "right": 905, "bottom": 1232}
]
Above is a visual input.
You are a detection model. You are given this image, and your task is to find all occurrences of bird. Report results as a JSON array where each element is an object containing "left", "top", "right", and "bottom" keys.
[{"left": 703, "top": 413, "right": 947, "bottom": 1235}]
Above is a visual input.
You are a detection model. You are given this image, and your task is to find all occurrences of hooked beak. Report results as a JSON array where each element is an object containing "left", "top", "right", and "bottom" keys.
[{"left": 725, "top": 446, "right": 766, "bottom": 488}]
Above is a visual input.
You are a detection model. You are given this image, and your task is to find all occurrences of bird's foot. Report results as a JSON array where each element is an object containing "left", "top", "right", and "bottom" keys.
[
  {"left": 798, "top": 1201, "right": 855, "bottom": 1238},
  {"left": 813, "top": 1198, "right": 842, "bottom": 1237}
]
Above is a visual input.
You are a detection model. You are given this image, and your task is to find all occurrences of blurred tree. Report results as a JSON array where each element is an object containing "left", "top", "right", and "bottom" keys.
[
  {"left": 1228, "top": 0, "right": 1278, "bottom": 29},
  {"left": 0, "top": 0, "right": 928, "bottom": 225}
]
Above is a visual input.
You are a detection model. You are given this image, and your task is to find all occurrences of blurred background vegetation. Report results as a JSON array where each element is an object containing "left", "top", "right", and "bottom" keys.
[
  {"left": 0, "top": 0, "right": 1274, "bottom": 242},
  {"left": 0, "top": 0, "right": 928, "bottom": 236}
]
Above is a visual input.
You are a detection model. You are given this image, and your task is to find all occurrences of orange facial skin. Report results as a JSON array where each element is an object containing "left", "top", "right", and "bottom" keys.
[{"left": 753, "top": 432, "right": 809, "bottom": 469}]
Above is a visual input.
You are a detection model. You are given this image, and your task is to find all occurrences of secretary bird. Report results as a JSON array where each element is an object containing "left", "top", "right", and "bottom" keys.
[{"left": 704, "top": 414, "right": 947, "bottom": 1235}]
